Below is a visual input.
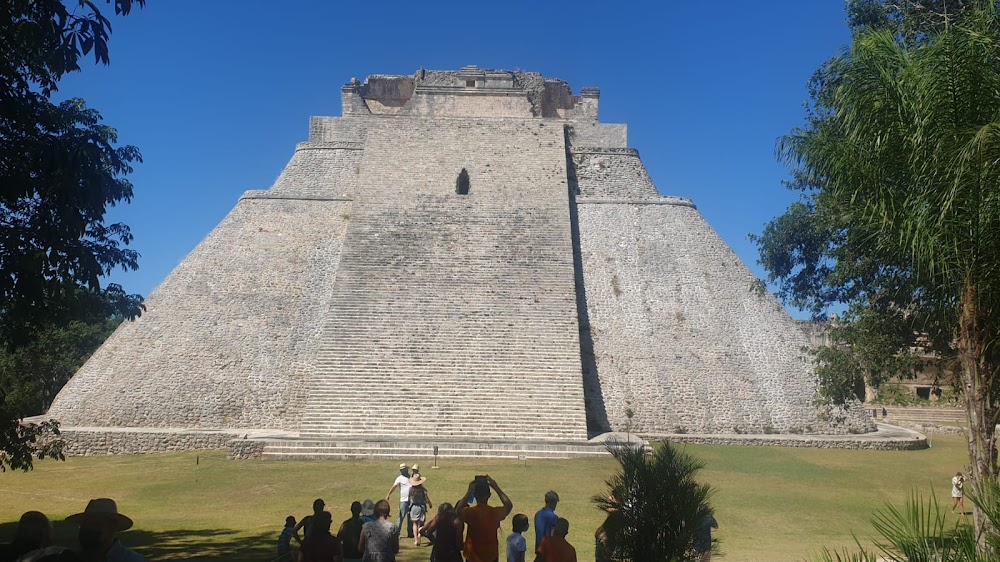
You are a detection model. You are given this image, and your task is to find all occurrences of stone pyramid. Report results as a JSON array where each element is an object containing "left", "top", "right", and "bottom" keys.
[{"left": 47, "top": 67, "right": 873, "bottom": 452}]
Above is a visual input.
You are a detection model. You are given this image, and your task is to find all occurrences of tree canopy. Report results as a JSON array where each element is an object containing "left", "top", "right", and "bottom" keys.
[
  {"left": 0, "top": 0, "right": 145, "bottom": 471},
  {"left": 756, "top": 0, "right": 1000, "bottom": 536}
]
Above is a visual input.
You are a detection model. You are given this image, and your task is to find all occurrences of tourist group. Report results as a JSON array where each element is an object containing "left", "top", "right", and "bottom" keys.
[
  {"left": 281, "top": 463, "right": 577, "bottom": 562},
  {"left": 2, "top": 461, "right": 721, "bottom": 561}
]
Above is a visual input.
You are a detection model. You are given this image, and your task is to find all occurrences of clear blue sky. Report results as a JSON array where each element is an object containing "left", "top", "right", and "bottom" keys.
[{"left": 58, "top": 1, "right": 852, "bottom": 318}]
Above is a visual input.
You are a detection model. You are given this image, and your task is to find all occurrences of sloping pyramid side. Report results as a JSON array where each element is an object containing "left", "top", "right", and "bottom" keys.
[
  {"left": 571, "top": 149, "right": 874, "bottom": 435},
  {"left": 46, "top": 147, "right": 357, "bottom": 430}
]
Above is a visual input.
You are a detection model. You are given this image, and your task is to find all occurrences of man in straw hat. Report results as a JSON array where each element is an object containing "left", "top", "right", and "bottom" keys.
[
  {"left": 385, "top": 462, "right": 414, "bottom": 539},
  {"left": 65, "top": 498, "right": 146, "bottom": 561}
]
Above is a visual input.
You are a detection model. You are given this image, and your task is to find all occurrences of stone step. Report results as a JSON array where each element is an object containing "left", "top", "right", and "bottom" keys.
[
  {"left": 313, "top": 349, "right": 580, "bottom": 356},
  {"left": 301, "top": 411, "right": 585, "bottom": 418},
  {"left": 300, "top": 411, "right": 586, "bottom": 419},
  {"left": 300, "top": 402, "right": 585, "bottom": 410},
  {"left": 313, "top": 347, "right": 579, "bottom": 354},
  {"left": 314, "top": 345, "right": 581, "bottom": 352},
  {"left": 316, "top": 319, "right": 578, "bottom": 326},
  {"left": 298, "top": 414, "right": 584, "bottom": 422},
  {"left": 319, "top": 321, "right": 576, "bottom": 326},
  {"left": 303, "top": 398, "right": 583, "bottom": 405},
  {"left": 296, "top": 431, "right": 585, "bottom": 440},
  {"left": 302, "top": 395, "right": 585, "bottom": 405},
  {"left": 298, "top": 413, "right": 585, "bottom": 420},
  {"left": 310, "top": 357, "right": 582, "bottom": 365},
  {"left": 311, "top": 365, "right": 581, "bottom": 369},
  {"left": 880, "top": 407, "right": 964, "bottom": 422},
  {"left": 296, "top": 432, "right": 586, "bottom": 442},
  {"left": 303, "top": 389, "right": 582, "bottom": 397},
  {"left": 306, "top": 372, "right": 582, "bottom": 379},
  {"left": 304, "top": 367, "right": 582, "bottom": 376},
  {"left": 260, "top": 441, "right": 606, "bottom": 459},
  {"left": 300, "top": 392, "right": 585, "bottom": 401},
  {"left": 305, "top": 380, "right": 581, "bottom": 386},
  {"left": 296, "top": 424, "right": 584, "bottom": 432},
  {"left": 299, "top": 412, "right": 586, "bottom": 422}
]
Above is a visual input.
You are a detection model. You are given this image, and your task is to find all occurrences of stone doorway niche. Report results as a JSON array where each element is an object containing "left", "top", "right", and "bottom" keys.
[{"left": 456, "top": 168, "right": 470, "bottom": 195}]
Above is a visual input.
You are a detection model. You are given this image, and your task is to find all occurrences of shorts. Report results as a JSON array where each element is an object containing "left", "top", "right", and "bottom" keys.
[{"left": 410, "top": 503, "right": 426, "bottom": 521}]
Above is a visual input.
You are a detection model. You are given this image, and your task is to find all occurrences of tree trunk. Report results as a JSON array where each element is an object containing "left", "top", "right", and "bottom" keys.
[{"left": 957, "top": 282, "right": 999, "bottom": 546}]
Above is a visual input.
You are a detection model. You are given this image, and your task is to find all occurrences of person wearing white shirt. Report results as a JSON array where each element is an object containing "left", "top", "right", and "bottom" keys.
[{"left": 386, "top": 463, "right": 413, "bottom": 539}]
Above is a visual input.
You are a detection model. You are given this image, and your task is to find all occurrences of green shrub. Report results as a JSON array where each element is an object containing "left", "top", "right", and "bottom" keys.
[{"left": 594, "top": 441, "right": 716, "bottom": 562}]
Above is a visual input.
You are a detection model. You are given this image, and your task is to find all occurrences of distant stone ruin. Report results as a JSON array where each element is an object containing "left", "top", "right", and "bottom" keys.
[{"left": 47, "top": 66, "right": 874, "bottom": 454}]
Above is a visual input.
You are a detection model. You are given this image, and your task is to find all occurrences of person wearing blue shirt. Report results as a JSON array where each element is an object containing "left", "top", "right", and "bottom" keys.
[
  {"left": 278, "top": 515, "right": 296, "bottom": 560},
  {"left": 532, "top": 491, "right": 559, "bottom": 554}
]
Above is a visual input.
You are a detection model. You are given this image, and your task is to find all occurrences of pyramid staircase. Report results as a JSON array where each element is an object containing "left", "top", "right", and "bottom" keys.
[{"left": 299, "top": 118, "right": 589, "bottom": 442}]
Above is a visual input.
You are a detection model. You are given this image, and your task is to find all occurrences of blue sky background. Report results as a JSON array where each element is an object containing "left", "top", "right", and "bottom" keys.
[{"left": 57, "top": 1, "right": 852, "bottom": 318}]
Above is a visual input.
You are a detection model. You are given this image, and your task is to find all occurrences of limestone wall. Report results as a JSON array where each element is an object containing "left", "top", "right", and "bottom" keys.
[
  {"left": 569, "top": 123, "right": 627, "bottom": 148},
  {"left": 47, "top": 197, "right": 352, "bottom": 430},
  {"left": 403, "top": 91, "right": 535, "bottom": 118},
  {"left": 571, "top": 148, "right": 659, "bottom": 200},
  {"left": 660, "top": 434, "right": 926, "bottom": 450},
  {"left": 309, "top": 116, "right": 368, "bottom": 143},
  {"left": 268, "top": 144, "right": 362, "bottom": 198},
  {"left": 360, "top": 75, "right": 416, "bottom": 114},
  {"left": 575, "top": 200, "right": 873, "bottom": 434},
  {"left": 60, "top": 429, "right": 236, "bottom": 456}
]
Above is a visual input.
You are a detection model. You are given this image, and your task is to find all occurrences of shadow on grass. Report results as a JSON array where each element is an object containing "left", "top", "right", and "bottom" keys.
[
  {"left": 0, "top": 521, "right": 276, "bottom": 562},
  {"left": 126, "top": 528, "right": 276, "bottom": 561}
]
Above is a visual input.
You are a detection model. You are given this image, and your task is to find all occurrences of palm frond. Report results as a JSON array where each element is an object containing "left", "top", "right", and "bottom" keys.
[{"left": 594, "top": 440, "right": 714, "bottom": 562}]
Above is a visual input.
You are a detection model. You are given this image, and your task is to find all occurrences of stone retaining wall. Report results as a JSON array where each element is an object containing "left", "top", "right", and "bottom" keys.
[
  {"left": 656, "top": 435, "right": 928, "bottom": 450},
  {"left": 61, "top": 430, "right": 235, "bottom": 456},
  {"left": 55, "top": 427, "right": 927, "bottom": 459},
  {"left": 229, "top": 440, "right": 266, "bottom": 460}
]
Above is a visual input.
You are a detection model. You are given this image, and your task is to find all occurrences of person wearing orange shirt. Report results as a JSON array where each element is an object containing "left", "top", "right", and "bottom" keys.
[
  {"left": 456, "top": 476, "right": 513, "bottom": 562},
  {"left": 534, "top": 518, "right": 576, "bottom": 562}
]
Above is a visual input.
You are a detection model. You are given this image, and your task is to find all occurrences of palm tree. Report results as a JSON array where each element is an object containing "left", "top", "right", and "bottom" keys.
[
  {"left": 781, "top": 0, "right": 1000, "bottom": 536},
  {"left": 593, "top": 441, "right": 714, "bottom": 562},
  {"left": 813, "top": 478, "right": 1000, "bottom": 561}
]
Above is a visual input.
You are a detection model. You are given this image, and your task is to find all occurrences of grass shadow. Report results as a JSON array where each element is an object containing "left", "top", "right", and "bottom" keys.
[
  {"left": 126, "top": 528, "right": 276, "bottom": 561},
  {"left": 0, "top": 521, "right": 276, "bottom": 562}
]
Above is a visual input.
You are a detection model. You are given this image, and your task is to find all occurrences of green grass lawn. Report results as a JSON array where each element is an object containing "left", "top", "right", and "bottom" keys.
[{"left": 0, "top": 435, "right": 971, "bottom": 561}]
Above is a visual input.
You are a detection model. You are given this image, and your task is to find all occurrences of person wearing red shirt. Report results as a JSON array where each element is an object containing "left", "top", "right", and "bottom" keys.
[
  {"left": 534, "top": 518, "right": 575, "bottom": 562},
  {"left": 456, "top": 476, "right": 513, "bottom": 562}
]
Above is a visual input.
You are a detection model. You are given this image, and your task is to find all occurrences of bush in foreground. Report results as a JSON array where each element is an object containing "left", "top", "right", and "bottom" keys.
[{"left": 594, "top": 441, "right": 715, "bottom": 562}]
